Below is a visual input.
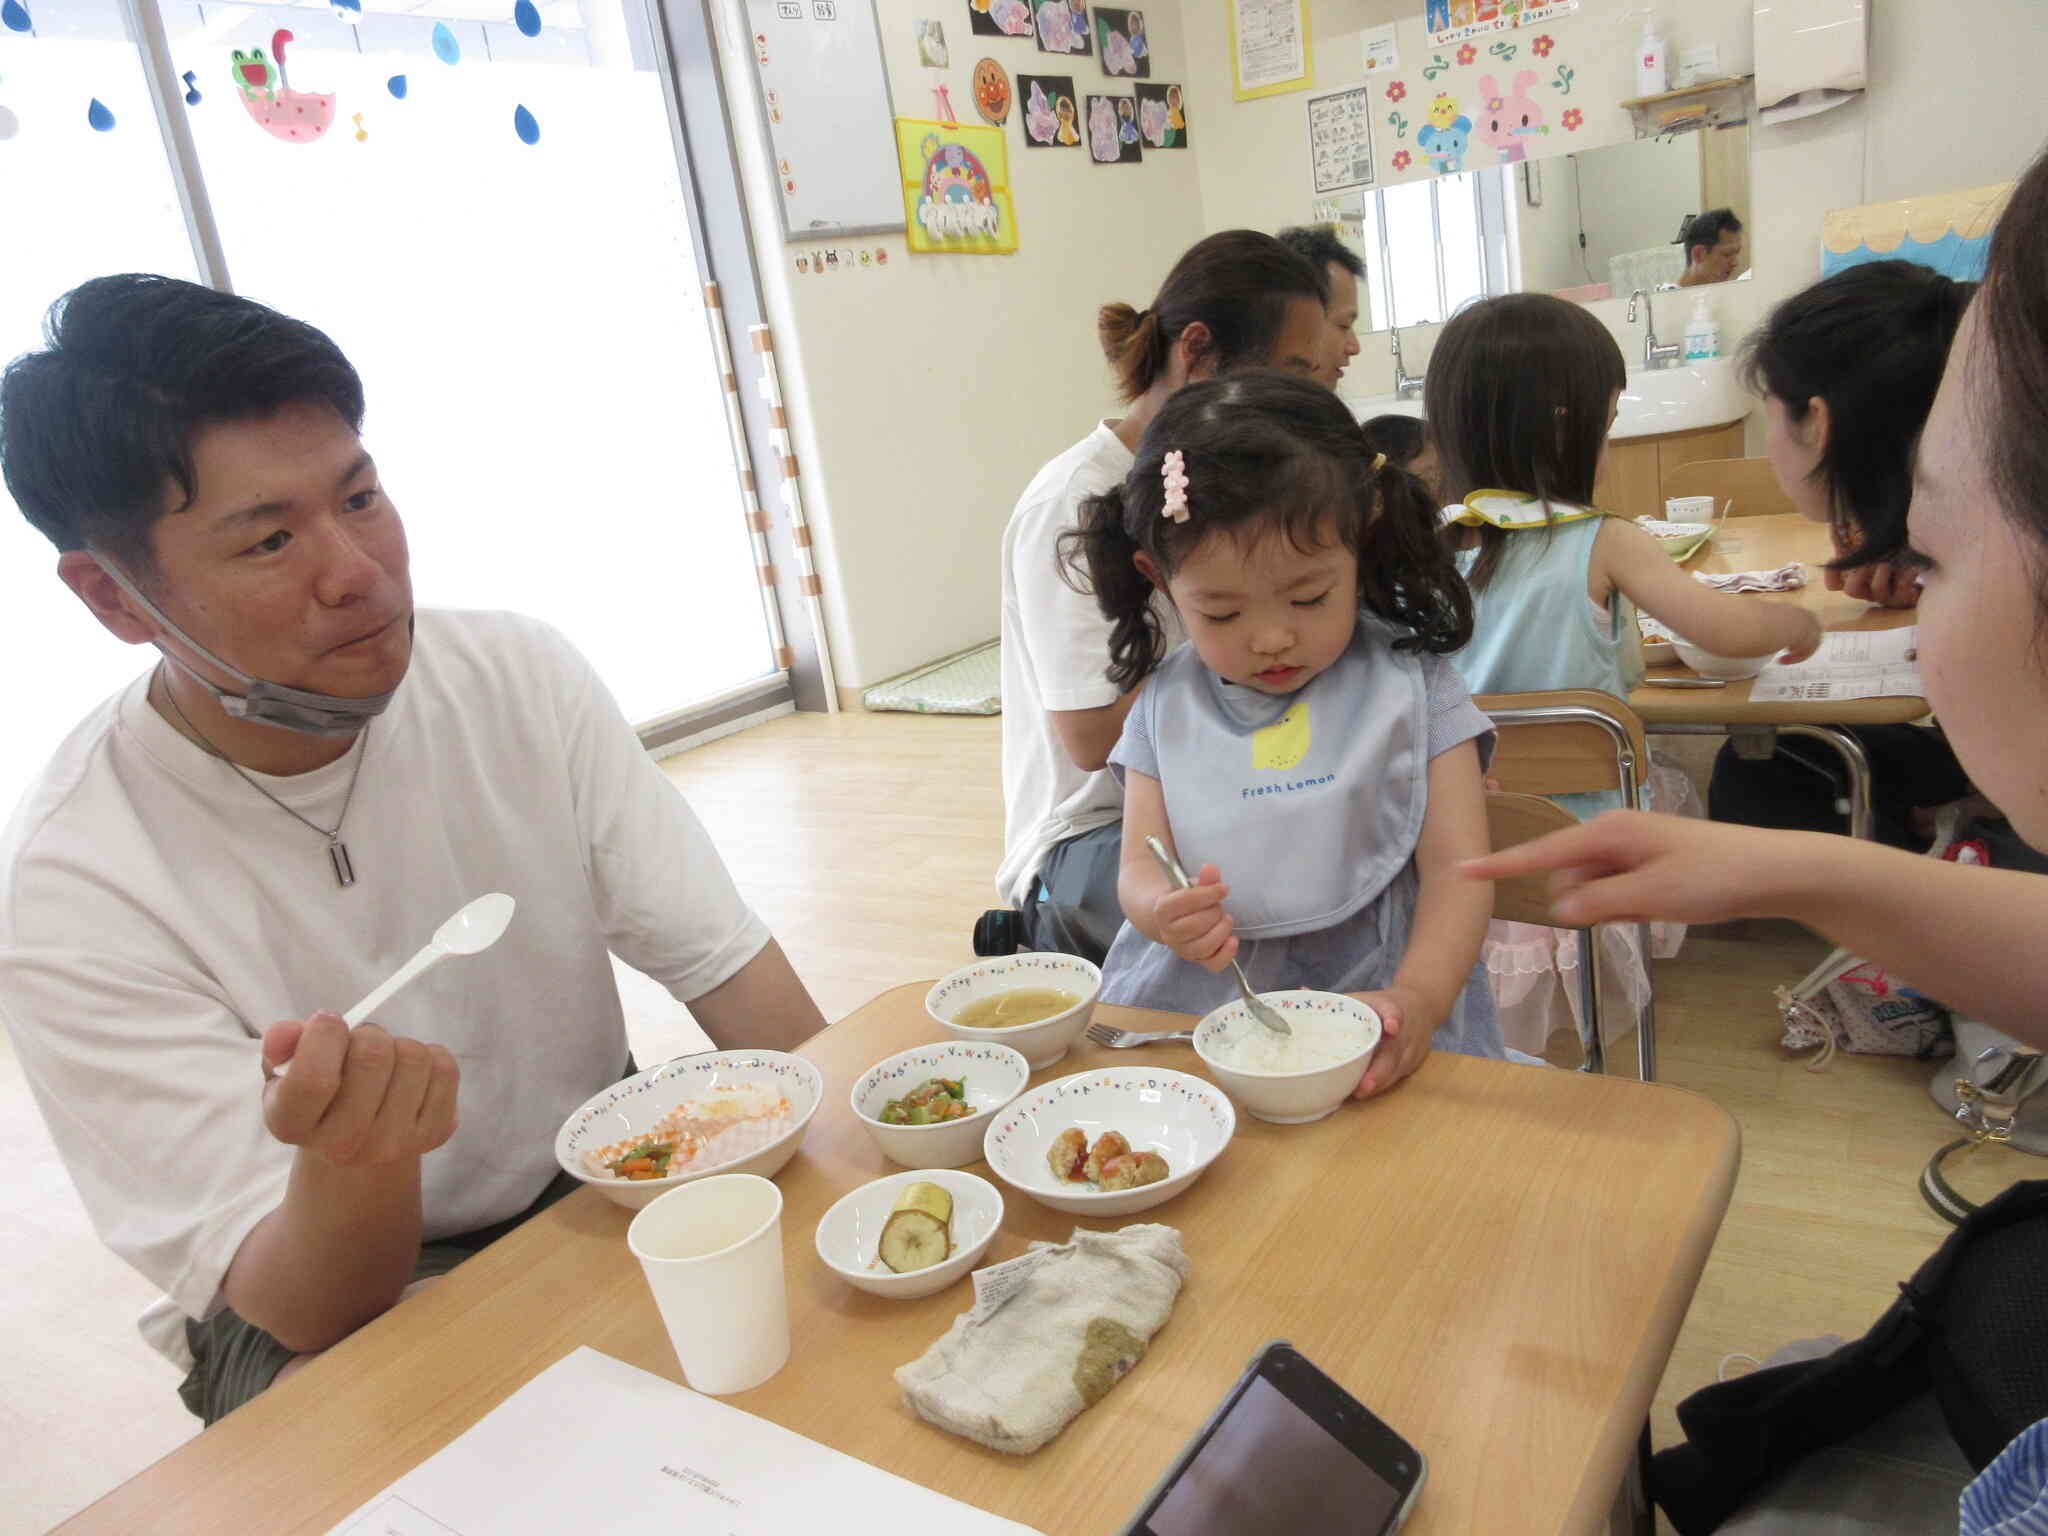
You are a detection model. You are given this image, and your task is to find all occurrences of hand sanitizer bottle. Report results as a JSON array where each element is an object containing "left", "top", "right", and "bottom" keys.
[
  {"left": 1684, "top": 293, "right": 1720, "bottom": 361},
  {"left": 1636, "top": 15, "right": 1669, "bottom": 97}
]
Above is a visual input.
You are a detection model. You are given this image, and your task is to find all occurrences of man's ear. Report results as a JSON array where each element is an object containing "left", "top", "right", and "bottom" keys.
[
  {"left": 1174, "top": 321, "right": 1215, "bottom": 384},
  {"left": 57, "top": 550, "right": 160, "bottom": 646}
]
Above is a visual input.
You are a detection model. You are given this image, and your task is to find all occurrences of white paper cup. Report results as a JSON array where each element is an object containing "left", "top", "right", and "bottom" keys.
[{"left": 627, "top": 1173, "right": 789, "bottom": 1395}]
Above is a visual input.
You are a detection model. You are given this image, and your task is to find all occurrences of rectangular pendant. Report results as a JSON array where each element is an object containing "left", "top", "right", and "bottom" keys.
[{"left": 330, "top": 839, "right": 357, "bottom": 888}]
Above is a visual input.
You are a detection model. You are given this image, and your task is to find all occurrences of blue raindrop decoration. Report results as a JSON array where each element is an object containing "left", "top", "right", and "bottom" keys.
[
  {"left": 513, "top": 0, "right": 541, "bottom": 36},
  {"left": 87, "top": 97, "right": 116, "bottom": 132},
  {"left": 331, "top": 0, "right": 362, "bottom": 20},
  {"left": 2, "top": 0, "right": 33, "bottom": 33},
  {"left": 182, "top": 71, "right": 202, "bottom": 106},
  {"left": 387, "top": 73, "right": 409, "bottom": 98},
  {"left": 431, "top": 22, "right": 461, "bottom": 64},
  {"left": 512, "top": 103, "right": 539, "bottom": 144}
]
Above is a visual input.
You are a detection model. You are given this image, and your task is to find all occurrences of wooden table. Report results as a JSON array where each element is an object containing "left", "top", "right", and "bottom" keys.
[
  {"left": 64, "top": 987, "right": 1739, "bottom": 1536},
  {"left": 1628, "top": 511, "right": 1925, "bottom": 837}
]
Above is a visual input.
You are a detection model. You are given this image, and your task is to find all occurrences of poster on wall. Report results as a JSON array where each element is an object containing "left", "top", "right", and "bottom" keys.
[
  {"left": 1135, "top": 80, "right": 1187, "bottom": 147},
  {"left": 1094, "top": 7, "right": 1148, "bottom": 77},
  {"left": 1305, "top": 83, "right": 1373, "bottom": 195},
  {"left": 965, "top": 0, "right": 1033, "bottom": 38},
  {"left": 1019, "top": 73, "right": 1081, "bottom": 144},
  {"left": 1360, "top": 22, "right": 1398, "bottom": 74},
  {"left": 1229, "top": 0, "right": 1311, "bottom": 101},
  {"left": 1516, "top": 0, "right": 1578, "bottom": 27},
  {"left": 1086, "top": 93, "right": 1142, "bottom": 162},
  {"left": 894, "top": 118, "right": 1018, "bottom": 253},
  {"left": 1424, "top": 0, "right": 1508, "bottom": 50}
]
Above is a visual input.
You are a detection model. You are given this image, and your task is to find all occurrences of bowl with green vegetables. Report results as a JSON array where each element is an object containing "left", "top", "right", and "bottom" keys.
[{"left": 850, "top": 1041, "right": 1030, "bottom": 1169}]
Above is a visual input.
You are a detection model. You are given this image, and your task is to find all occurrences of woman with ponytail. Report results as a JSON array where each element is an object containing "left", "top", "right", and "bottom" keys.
[
  {"left": 1061, "top": 371, "right": 1505, "bottom": 1094},
  {"left": 995, "top": 231, "right": 1329, "bottom": 961}
]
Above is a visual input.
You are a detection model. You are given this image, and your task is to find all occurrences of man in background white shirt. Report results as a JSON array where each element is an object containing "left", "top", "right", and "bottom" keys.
[
  {"left": 0, "top": 275, "right": 823, "bottom": 1421},
  {"left": 996, "top": 232, "right": 1331, "bottom": 959}
]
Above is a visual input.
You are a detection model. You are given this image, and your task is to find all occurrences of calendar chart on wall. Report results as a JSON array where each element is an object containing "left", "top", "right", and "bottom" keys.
[{"left": 744, "top": 0, "right": 906, "bottom": 238}]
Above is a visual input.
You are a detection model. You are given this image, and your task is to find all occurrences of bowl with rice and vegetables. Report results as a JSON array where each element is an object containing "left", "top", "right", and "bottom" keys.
[
  {"left": 850, "top": 1040, "right": 1031, "bottom": 1169},
  {"left": 1193, "top": 990, "right": 1381, "bottom": 1124},
  {"left": 555, "top": 1049, "right": 824, "bottom": 1210}
]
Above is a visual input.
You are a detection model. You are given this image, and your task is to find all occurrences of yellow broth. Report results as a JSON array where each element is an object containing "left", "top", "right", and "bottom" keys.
[{"left": 954, "top": 987, "right": 1080, "bottom": 1029}]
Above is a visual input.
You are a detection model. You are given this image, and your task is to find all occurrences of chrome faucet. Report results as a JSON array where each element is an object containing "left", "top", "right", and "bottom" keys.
[
  {"left": 1627, "top": 288, "right": 1683, "bottom": 371},
  {"left": 1390, "top": 325, "right": 1425, "bottom": 400}
]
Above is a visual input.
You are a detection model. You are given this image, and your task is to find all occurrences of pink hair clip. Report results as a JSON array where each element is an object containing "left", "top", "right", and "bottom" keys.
[{"left": 1160, "top": 449, "right": 1190, "bottom": 523}]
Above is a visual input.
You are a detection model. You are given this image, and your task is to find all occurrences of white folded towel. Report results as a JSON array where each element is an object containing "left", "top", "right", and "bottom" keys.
[
  {"left": 894, "top": 1223, "right": 1190, "bottom": 1455},
  {"left": 1694, "top": 563, "right": 1807, "bottom": 593}
]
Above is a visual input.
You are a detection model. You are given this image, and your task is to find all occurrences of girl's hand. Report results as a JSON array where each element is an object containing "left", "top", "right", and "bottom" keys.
[
  {"left": 1775, "top": 608, "right": 1825, "bottom": 666},
  {"left": 1153, "top": 862, "right": 1238, "bottom": 970},
  {"left": 1348, "top": 985, "right": 1436, "bottom": 1098},
  {"left": 1461, "top": 810, "right": 1794, "bottom": 928}
]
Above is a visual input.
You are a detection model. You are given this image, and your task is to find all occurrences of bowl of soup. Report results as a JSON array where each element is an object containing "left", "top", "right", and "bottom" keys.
[{"left": 924, "top": 954, "right": 1101, "bottom": 1070}]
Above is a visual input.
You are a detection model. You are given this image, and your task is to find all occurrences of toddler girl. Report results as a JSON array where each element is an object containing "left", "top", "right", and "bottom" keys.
[{"left": 1065, "top": 372, "right": 1505, "bottom": 1095}]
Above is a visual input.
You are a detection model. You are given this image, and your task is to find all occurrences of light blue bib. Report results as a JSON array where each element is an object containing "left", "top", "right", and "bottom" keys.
[{"left": 1145, "top": 619, "right": 1426, "bottom": 938}]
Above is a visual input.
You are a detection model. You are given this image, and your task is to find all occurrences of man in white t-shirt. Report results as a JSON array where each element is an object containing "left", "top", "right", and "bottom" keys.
[
  {"left": 0, "top": 275, "right": 824, "bottom": 1421},
  {"left": 995, "top": 233, "right": 1331, "bottom": 959}
]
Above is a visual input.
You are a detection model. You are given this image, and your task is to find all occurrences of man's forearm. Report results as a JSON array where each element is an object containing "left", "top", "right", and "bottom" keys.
[{"left": 221, "top": 1150, "right": 424, "bottom": 1354}]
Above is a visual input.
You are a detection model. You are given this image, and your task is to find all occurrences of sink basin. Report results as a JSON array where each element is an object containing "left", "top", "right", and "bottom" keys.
[{"left": 1612, "top": 358, "right": 1749, "bottom": 440}]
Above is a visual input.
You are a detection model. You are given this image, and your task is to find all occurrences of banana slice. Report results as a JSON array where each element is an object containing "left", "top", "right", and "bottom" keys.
[
  {"left": 894, "top": 1181, "right": 954, "bottom": 1226},
  {"left": 878, "top": 1208, "right": 950, "bottom": 1273}
]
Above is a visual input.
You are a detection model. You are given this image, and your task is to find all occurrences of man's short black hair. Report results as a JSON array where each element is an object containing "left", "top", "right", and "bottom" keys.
[
  {"left": 1679, "top": 208, "right": 1744, "bottom": 261},
  {"left": 1276, "top": 224, "right": 1367, "bottom": 281},
  {"left": 1, "top": 274, "right": 365, "bottom": 571}
]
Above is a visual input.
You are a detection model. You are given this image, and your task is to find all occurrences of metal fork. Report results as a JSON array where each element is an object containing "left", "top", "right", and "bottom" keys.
[{"left": 1086, "top": 1021, "right": 1195, "bottom": 1049}]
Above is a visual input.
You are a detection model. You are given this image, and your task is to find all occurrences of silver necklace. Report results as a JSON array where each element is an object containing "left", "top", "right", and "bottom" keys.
[{"left": 157, "top": 667, "right": 368, "bottom": 888}]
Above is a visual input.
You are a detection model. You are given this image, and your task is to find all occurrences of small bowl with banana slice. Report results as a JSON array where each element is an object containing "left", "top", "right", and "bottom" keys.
[{"left": 813, "top": 1169, "right": 1005, "bottom": 1299}]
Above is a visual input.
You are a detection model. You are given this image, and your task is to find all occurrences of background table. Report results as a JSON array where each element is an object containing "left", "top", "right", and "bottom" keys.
[
  {"left": 63, "top": 987, "right": 1739, "bottom": 1536},
  {"left": 1629, "top": 511, "right": 1924, "bottom": 836}
]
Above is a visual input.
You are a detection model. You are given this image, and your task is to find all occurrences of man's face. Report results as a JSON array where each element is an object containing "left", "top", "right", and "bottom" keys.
[
  {"left": 1313, "top": 263, "right": 1363, "bottom": 390},
  {"left": 134, "top": 400, "right": 414, "bottom": 701},
  {"left": 1267, "top": 294, "right": 1336, "bottom": 385},
  {"left": 1696, "top": 229, "right": 1744, "bottom": 283}
]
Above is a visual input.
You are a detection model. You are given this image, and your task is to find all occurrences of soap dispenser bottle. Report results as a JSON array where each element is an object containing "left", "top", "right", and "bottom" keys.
[
  {"left": 1636, "top": 14, "right": 1669, "bottom": 97},
  {"left": 1683, "top": 292, "right": 1720, "bottom": 361}
]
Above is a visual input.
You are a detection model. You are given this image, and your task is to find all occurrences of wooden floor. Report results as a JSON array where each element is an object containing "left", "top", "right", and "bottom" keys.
[
  {"left": 6, "top": 708, "right": 2022, "bottom": 1531},
  {"left": 659, "top": 711, "right": 2015, "bottom": 1464}
]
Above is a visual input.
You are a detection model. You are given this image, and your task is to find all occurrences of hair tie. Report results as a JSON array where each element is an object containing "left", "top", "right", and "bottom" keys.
[
  {"left": 1160, "top": 450, "right": 1190, "bottom": 523},
  {"left": 1371, "top": 452, "right": 1387, "bottom": 472}
]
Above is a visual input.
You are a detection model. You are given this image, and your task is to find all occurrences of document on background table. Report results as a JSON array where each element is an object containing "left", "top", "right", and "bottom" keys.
[
  {"left": 1751, "top": 627, "right": 1922, "bottom": 702},
  {"left": 327, "top": 1347, "right": 1043, "bottom": 1536}
]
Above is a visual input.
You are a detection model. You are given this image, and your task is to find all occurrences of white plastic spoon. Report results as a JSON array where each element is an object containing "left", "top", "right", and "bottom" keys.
[{"left": 272, "top": 893, "right": 516, "bottom": 1078}]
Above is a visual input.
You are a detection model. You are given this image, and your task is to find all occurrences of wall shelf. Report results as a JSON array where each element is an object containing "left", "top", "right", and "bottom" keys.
[{"left": 1618, "top": 75, "right": 1753, "bottom": 112}]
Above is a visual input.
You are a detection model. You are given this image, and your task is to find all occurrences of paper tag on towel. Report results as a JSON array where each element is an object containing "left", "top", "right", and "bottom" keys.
[{"left": 966, "top": 1246, "right": 1059, "bottom": 1324}]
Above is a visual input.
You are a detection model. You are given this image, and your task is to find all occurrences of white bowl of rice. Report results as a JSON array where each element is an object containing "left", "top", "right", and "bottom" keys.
[
  {"left": 554, "top": 1050, "right": 824, "bottom": 1210},
  {"left": 1193, "top": 990, "right": 1381, "bottom": 1125}
]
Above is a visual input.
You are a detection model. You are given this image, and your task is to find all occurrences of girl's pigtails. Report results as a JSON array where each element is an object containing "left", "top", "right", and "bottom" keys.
[
  {"left": 1059, "top": 486, "right": 1166, "bottom": 691},
  {"left": 1363, "top": 456, "right": 1474, "bottom": 655}
]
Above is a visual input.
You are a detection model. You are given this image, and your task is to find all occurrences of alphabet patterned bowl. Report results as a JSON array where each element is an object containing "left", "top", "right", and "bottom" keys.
[
  {"left": 925, "top": 953, "right": 1102, "bottom": 1070},
  {"left": 981, "top": 1066, "right": 1235, "bottom": 1217},
  {"left": 850, "top": 1040, "right": 1031, "bottom": 1169},
  {"left": 813, "top": 1168, "right": 1005, "bottom": 1299},
  {"left": 1194, "top": 990, "right": 1381, "bottom": 1124},
  {"left": 554, "top": 1050, "right": 823, "bottom": 1211}
]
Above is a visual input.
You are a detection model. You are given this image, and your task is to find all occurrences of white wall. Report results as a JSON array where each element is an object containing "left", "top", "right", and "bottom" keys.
[
  {"left": 1575, "top": 134, "right": 1698, "bottom": 280},
  {"left": 711, "top": 0, "right": 1205, "bottom": 689},
  {"left": 1513, "top": 156, "right": 1588, "bottom": 294}
]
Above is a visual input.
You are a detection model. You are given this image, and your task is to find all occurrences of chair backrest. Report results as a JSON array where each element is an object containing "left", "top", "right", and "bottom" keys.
[
  {"left": 1484, "top": 791, "right": 1583, "bottom": 927},
  {"left": 1473, "top": 688, "right": 1647, "bottom": 801},
  {"left": 1660, "top": 456, "right": 1797, "bottom": 519}
]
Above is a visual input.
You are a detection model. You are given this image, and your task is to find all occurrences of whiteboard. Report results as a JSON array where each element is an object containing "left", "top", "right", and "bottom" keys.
[{"left": 744, "top": 0, "right": 906, "bottom": 240}]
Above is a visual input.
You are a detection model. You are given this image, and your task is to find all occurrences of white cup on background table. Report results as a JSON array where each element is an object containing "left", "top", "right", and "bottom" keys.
[{"left": 627, "top": 1172, "right": 789, "bottom": 1395}]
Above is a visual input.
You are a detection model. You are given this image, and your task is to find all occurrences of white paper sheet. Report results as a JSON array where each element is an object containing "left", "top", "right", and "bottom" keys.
[
  {"left": 327, "top": 1348, "right": 1043, "bottom": 1536},
  {"left": 1749, "top": 626, "right": 1922, "bottom": 702},
  {"left": 1231, "top": 0, "right": 1306, "bottom": 93}
]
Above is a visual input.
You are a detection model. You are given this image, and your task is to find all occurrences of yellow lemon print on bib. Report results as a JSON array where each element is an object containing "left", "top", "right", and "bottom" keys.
[{"left": 1251, "top": 700, "right": 1311, "bottom": 771}]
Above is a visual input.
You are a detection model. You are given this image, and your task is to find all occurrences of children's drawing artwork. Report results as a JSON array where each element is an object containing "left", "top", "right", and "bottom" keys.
[
  {"left": 1426, "top": 0, "right": 1508, "bottom": 49},
  {"left": 1086, "top": 93, "right": 1139, "bottom": 162},
  {"left": 972, "top": 57, "right": 1012, "bottom": 123},
  {"left": 967, "top": 0, "right": 1033, "bottom": 39},
  {"left": 1135, "top": 80, "right": 1186, "bottom": 147},
  {"left": 1033, "top": 0, "right": 1090, "bottom": 56},
  {"left": 231, "top": 30, "right": 335, "bottom": 143},
  {"left": 1018, "top": 72, "right": 1078, "bottom": 145},
  {"left": 1473, "top": 68, "right": 1545, "bottom": 163},
  {"left": 1094, "top": 8, "right": 1147, "bottom": 77},
  {"left": 915, "top": 18, "right": 949, "bottom": 67},
  {"left": 894, "top": 118, "right": 1018, "bottom": 253}
]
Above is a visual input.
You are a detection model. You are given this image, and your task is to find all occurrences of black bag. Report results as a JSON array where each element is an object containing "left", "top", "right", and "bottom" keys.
[{"left": 1650, "top": 1180, "right": 2048, "bottom": 1533}]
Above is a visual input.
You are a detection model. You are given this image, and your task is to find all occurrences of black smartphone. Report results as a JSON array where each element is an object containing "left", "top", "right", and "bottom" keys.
[{"left": 1118, "top": 1341, "right": 1426, "bottom": 1536}]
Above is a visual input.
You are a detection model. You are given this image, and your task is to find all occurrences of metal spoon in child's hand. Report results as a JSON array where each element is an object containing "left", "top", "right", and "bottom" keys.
[
  {"left": 272, "top": 893, "right": 516, "bottom": 1079},
  {"left": 1143, "top": 836, "right": 1289, "bottom": 1037}
]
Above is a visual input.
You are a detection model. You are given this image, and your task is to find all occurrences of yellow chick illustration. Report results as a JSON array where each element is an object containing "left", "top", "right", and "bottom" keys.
[
  {"left": 1427, "top": 93, "right": 1462, "bottom": 131},
  {"left": 1251, "top": 700, "right": 1312, "bottom": 772}
]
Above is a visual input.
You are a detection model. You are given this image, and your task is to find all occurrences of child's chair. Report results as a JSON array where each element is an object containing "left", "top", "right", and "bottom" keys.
[
  {"left": 1484, "top": 792, "right": 1617, "bottom": 1076},
  {"left": 1660, "top": 456, "right": 1798, "bottom": 519},
  {"left": 1475, "top": 689, "right": 1657, "bottom": 1080}
]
